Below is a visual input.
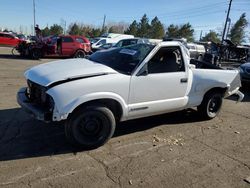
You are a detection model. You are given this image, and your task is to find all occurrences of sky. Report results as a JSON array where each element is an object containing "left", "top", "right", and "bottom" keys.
[{"left": 0, "top": 0, "right": 249, "bottom": 41}]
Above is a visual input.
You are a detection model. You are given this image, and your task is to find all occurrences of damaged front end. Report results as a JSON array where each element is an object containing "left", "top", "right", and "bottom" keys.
[{"left": 17, "top": 80, "right": 55, "bottom": 122}]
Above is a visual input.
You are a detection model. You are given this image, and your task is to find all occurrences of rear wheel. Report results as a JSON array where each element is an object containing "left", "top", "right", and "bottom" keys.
[
  {"left": 74, "top": 50, "right": 85, "bottom": 58},
  {"left": 65, "top": 105, "right": 116, "bottom": 149},
  {"left": 197, "top": 91, "right": 223, "bottom": 119}
]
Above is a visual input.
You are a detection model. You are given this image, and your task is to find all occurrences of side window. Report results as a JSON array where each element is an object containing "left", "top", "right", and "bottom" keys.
[
  {"left": 148, "top": 47, "right": 185, "bottom": 74},
  {"left": 97, "top": 39, "right": 106, "bottom": 46},
  {"left": 116, "top": 41, "right": 122, "bottom": 47},
  {"left": 122, "top": 40, "right": 133, "bottom": 47},
  {"left": 62, "top": 37, "right": 74, "bottom": 43},
  {"left": 76, "top": 38, "right": 84, "bottom": 43},
  {"left": 0, "top": 34, "right": 4, "bottom": 37},
  {"left": 4, "top": 34, "right": 13, "bottom": 38}
]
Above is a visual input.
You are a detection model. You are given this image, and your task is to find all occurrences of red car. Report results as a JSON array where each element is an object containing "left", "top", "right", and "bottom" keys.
[
  {"left": 50, "top": 35, "right": 91, "bottom": 58},
  {"left": 0, "top": 32, "right": 22, "bottom": 47},
  {"left": 16, "top": 35, "right": 91, "bottom": 59}
]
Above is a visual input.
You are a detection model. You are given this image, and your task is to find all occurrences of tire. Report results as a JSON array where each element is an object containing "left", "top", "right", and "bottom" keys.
[
  {"left": 74, "top": 50, "right": 85, "bottom": 58},
  {"left": 197, "top": 91, "right": 223, "bottom": 119},
  {"left": 31, "top": 49, "right": 42, "bottom": 60},
  {"left": 11, "top": 47, "right": 18, "bottom": 56},
  {"left": 65, "top": 106, "right": 116, "bottom": 149}
]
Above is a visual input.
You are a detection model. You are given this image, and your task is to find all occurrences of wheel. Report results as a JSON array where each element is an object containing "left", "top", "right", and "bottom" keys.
[
  {"left": 65, "top": 106, "right": 116, "bottom": 149},
  {"left": 11, "top": 47, "right": 19, "bottom": 56},
  {"left": 197, "top": 91, "right": 223, "bottom": 119},
  {"left": 74, "top": 50, "right": 85, "bottom": 58},
  {"left": 31, "top": 49, "right": 42, "bottom": 59}
]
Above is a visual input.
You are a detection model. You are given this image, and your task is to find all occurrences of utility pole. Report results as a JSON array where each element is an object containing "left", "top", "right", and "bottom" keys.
[
  {"left": 221, "top": 0, "right": 232, "bottom": 43},
  {"left": 199, "top": 30, "right": 203, "bottom": 41},
  {"left": 226, "top": 18, "right": 231, "bottom": 39},
  {"left": 33, "top": 0, "right": 36, "bottom": 35},
  {"left": 102, "top": 14, "right": 106, "bottom": 32}
]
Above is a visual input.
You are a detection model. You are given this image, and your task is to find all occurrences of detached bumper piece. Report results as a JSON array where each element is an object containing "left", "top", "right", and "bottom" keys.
[{"left": 17, "top": 87, "right": 52, "bottom": 122}]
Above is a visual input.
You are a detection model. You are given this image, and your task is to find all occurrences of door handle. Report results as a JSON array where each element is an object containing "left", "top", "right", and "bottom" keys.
[{"left": 180, "top": 78, "right": 188, "bottom": 83}]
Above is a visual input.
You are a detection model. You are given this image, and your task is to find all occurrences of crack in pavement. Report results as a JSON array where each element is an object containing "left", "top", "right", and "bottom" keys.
[
  {"left": 118, "top": 157, "right": 133, "bottom": 188},
  {"left": 86, "top": 153, "right": 120, "bottom": 187}
]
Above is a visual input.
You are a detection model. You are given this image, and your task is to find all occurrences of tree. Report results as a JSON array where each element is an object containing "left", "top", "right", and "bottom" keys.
[
  {"left": 229, "top": 13, "right": 248, "bottom": 44},
  {"left": 50, "top": 24, "right": 63, "bottom": 35},
  {"left": 41, "top": 27, "right": 50, "bottom": 37},
  {"left": 125, "top": 20, "right": 138, "bottom": 36},
  {"left": 201, "top": 31, "right": 220, "bottom": 43},
  {"left": 68, "top": 23, "right": 82, "bottom": 35},
  {"left": 137, "top": 14, "right": 150, "bottom": 38},
  {"left": 91, "top": 28, "right": 102, "bottom": 37},
  {"left": 149, "top": 16, "right": 165, "bottom": 39},
  {"left": 178, "top": 23, "right": 194, "bottom": 42},
  {"left": 81, "top": 25, "right": 93, "bottom": 37},
  {"left": 165, "top": 23, "right": 194, "bottom": 42},
  {"left": 165, "top": 24, "right": 179, "bottom": 38}
]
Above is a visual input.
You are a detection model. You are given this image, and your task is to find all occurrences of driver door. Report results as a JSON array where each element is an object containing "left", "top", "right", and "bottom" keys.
[{"left": 128, "top": 46, "right": 189, "bottom": 119}]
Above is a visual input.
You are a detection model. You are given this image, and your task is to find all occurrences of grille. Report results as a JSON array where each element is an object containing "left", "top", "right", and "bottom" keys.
[
  {"left": 27, "top": 80, "right": 44, "bottom": 104},
  {"left": 26, "top": 80, "right": 54, "bottom": 111}
]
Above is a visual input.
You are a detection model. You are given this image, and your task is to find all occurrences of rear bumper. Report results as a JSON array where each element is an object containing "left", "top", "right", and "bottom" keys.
[
  {"left": 17, "top": 87, "right": 52, "bottom": 122},
  {"left": 227, "top": 87, "right": 244, "bottom": 102}
]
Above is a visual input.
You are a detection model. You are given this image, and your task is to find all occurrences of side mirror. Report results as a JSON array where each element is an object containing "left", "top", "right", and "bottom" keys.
[{"left": 137, "top": 64, "right": 148, "bottom": 76}]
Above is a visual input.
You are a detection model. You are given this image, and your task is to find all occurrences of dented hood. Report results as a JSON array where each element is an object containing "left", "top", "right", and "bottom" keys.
[{"left": 25, "top": 58, "right": 117, "bottom": 86}]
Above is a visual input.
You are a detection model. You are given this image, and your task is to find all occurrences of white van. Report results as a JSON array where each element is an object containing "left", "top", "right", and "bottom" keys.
[
  {"left": 91, "top": 33, "right": 134, "bottom": 51},
  {"left": 187, "top": 43, "right": 206, "bottom": 60}
]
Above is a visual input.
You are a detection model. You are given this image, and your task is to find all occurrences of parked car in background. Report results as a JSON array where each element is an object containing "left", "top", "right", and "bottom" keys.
[
  {"left": 0, "top": 32, "right": 23, "bottom": 47},
  {"left": 57, "top": 35, "right": 91, "bottom": 58},
  {"left": 187, "top": 43, "right": 206, "bottom": 60},
  {"left": 114, "top": 38, "right": 150, "bottom": 48},
  {"left": 97, "top": 38, "right": 150, "bottom": 51},
  {"left": 91, "top": 33, "right": 134, "bottom": 51},
  {"left": 96, "top": 38, "right": 151, "bottom": 50},
  {"left": 239, "top": 62, "right": 250, "bottom": 85},
  {"left": 16, "top": 35, "right": 91, "bottom": 59}
]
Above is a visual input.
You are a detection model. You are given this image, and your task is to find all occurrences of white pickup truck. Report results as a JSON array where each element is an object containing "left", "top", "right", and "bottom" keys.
[{"left": 17, "top": 41, "right": 244, "bottom": 149}]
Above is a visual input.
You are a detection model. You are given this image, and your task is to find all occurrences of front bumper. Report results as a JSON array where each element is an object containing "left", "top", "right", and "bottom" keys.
[{"left": 17, "top": 87, "right": 52, "bottom": 122}]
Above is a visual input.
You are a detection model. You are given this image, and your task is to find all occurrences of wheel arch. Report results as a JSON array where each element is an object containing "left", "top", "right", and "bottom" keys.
[
  {"left": 74, "top": 49, "right": 86, "bottom": 56},
  {"left": 203, "top": 87, "right": 228, "bottom": 98},
  {"left": 69, "top": 98, "right": 124, "bottom": 122}
]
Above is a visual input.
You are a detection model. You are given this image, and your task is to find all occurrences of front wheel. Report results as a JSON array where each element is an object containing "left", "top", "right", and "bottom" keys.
[
  {"left": 65, "top": 106, "right": 116, "bottom": 149},
  {"left": 31, "top": 48, "right": 42, "bottom": 59},
  {"left": 197, "top": 91, "right": 223, "bottom": 119},
  {"left": 11, "top": 47, "right": 19, "bottom": 56}
]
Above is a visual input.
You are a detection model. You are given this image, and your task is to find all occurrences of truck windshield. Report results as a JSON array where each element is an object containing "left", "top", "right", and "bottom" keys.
[{"left": 89, "top": 43, "right": 155, "bottom": 75}]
